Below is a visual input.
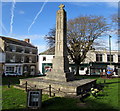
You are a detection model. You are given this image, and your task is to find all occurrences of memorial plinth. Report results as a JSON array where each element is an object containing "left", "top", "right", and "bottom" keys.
[{"left": 20, "top": 77, "right": 96, "bottom": 97}]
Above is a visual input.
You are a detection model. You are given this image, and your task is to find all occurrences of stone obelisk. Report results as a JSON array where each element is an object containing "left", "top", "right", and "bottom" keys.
[{"left": 46, "top": 4, "right": 74, "bottom": 82}]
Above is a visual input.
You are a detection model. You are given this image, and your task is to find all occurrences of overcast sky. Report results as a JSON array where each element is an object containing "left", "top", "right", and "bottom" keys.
[{"left": 0, "top": 1, "right": 118, "bottom": 53}]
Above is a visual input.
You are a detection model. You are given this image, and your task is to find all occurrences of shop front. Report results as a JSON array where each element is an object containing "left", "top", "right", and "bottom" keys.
[{"left": 4, "top": 64, "right": 23, "bottom": 76}]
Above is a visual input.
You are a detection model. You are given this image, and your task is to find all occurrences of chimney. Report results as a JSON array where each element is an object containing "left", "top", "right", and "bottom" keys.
[{"left": 24, "top": 38, "right": 30, "bottom": 43}]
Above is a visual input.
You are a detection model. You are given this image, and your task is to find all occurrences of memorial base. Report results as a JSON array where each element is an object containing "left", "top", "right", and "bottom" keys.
[{"left": 20, "top": 77, "right": 96, "bottom": 97}]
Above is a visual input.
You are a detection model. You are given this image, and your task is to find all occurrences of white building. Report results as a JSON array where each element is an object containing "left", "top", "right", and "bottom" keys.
[
  {"left": 39, "top": 47, "right": 54, "bottom": 74},
  {"left": 39, "top": 48, "right": 120, "bottom": 76}
]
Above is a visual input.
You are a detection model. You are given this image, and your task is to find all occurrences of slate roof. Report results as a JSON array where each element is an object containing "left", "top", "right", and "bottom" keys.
[
  {"left": 0, "top": 36, "right": 37, "bottom": 48},
  {"left": 40, "top": 47, "right": 55, "bottom": 55}
]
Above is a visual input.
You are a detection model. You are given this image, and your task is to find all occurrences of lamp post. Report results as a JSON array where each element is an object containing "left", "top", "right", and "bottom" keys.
[{"left": 109, "top": 35, "right": 112, "bottom": 65}]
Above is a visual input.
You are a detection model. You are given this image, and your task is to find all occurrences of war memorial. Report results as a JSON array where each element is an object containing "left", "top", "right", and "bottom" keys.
[{"left": 19, "top": 4, "right": 96, "bottom": 97}]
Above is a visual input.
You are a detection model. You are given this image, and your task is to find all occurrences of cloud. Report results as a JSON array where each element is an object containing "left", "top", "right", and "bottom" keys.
[
  {"left": 106, "top": 2, "right": 118, "bottom": 8},
  {"left": 15, "top": 34, "right": 45, "bottom": 40},
  {"left": 19, "top": 10, "right": 25, "bottom": 14},
  {"left": 4, "top": 34, "right": 47, "bottom": 53},
  {"left": 28, "top": 0, "right": 48, "bottom": 34},
  {"left": 1, "top": 0, "right": 119, "bottom": 2},
  {"left": 105, "top": 30, "right": 118, "bottom": 35},
  {"left": 10, "top": 0, "right": 16, "bottom": 34}
]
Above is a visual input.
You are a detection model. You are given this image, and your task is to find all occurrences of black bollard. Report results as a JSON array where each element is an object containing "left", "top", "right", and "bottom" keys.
[
  {"left": 8, "top": 81, "right": 10, "bottom": 88},
  {"left": 25, "top": 81, "right": 27, "bottom": 92},
  {"left": 49, "top": 85, "right": 52, "bottom": 97},
  {"left": 104, "top": 79, "right": 106, "bottom": 84}
]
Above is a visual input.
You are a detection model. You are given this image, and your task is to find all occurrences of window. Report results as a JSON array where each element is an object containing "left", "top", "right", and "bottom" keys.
[
  {"left": 96, "top": 54, "right": 102, "bottom": 62},
  {"left": 24, "top": 56, "right": 29, "bottom": 63},
  {"left": 118, "top": 55, "right": 120, "bottom": 62},
  {"left": 29, "top": 57, "right": 32, "bottom": 63},
  {"left": 6, "top": 66, "right": 14, "bottom": 73},
  {"left": 43, "top": 57, "right": 46, "bottom": 61},
  {"left": 16, "top": 46, "right": 23, "bottom": 53},
  {"left": 10, "top": 56, "right": 15, "bottom": 62},
  {"left": 25, "top": 48, "right": 30, "bottom": 53},
  {"left": 21, "top": 56, "right": 24, "bottom": 62},
  {"left": 80, "top": 67, "right": 84, "bottom": 70},
  {"left": 107, "top": 55, "right": 113, "bottom": 62}
]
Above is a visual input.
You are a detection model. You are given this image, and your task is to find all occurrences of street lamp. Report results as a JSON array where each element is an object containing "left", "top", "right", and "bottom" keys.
[{"left": 109, "top": 35, "right": 112, "bottom": 65}]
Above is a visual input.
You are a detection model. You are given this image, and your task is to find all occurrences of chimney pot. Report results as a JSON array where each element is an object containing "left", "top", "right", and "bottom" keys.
[{"left": 24, "top": 39, "right": 30, "bottom": 43}]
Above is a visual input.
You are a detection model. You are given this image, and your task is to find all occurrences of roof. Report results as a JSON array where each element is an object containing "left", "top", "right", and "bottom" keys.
[
  {"left": 40, "top": 47, "right": 55, "bottom": 55},
  {"left": 39, "top": 47, "right": 119, "bottom": 55},
  {"left": 0, "top": 36, "right": 37, "bottom": 48}
]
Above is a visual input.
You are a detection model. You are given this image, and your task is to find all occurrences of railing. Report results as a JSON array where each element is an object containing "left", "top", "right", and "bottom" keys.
[
  {"left": 20, "top": 81, "right": 94, "bottom": 97},
  {"left": 21, "top": 82, "right": 76, "bottom": 97}
]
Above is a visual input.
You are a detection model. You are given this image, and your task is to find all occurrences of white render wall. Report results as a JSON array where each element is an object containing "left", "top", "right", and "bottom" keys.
[
  {"left": 85, "top": 51, "right": 96, "bottom": 63},
  {"left": 39, "top": 50, "right": 119, "bottom": 74},
  {"left": 84, "top": 50, "right": 119, "bottom": 63},
  {"left": 0, "top": 53, "right": 5, "bottom": 63},
  {"left": 39, "top": 55, "right": 54, "bottom": 74}
]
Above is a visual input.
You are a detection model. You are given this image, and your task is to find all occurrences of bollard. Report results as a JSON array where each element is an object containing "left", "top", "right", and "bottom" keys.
[
  {"left": 8, "top": 81, "right": 10, "bottom": 88},
  {"left": 53, "top": 93, "right": 55, "bottom": 97},
  {"left": 25, "top": 81, "right": 27, "bottom": 92},
  {"left": 49, "top": 85, "right": 52, "bottom": 97},
  {"left": 104, "top": 79, "right": 106, "bottom": 84}
]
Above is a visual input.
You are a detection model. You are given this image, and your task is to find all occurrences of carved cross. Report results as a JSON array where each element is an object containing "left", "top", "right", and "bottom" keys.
[{"left": 59, "top": 4, "right": 65, "bottom": 9}]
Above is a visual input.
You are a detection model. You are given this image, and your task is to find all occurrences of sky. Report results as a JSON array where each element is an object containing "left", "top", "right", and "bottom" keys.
[{"left": 0, "top": 1, "right": 118, "bottom": 53}]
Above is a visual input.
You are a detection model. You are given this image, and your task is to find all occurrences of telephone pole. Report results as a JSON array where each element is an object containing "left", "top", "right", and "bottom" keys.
[{"left": 109, "top": 35, "right": 112, "bottom": 65}]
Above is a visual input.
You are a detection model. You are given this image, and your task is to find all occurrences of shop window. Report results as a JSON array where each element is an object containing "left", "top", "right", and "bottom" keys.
[
  {"left": 80, "top": 67, "right": 84, "bottom": 70},
  {"left": 96, "top": 54, "right": 102, "bottom": 62},
  {"left": 107, "top": 55, "right": 113, "bottom": 62},
  {"left": 43, "top": 57, "right": 46, "bottom": 61},
  {"left": 6, "top": 66, "right": 14, "bottom": 73}
]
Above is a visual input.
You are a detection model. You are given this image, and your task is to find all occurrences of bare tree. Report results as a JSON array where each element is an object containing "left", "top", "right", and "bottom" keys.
[
  {"left": 45, "top": 15, "right": 108, "bottom": 75},
  {"left": 111, "top": 13, "right": 118, "bottom": 24},
  {"left": 67, "top": 16, "right": 108, "bottom": 75},
  {"left": 45, "top": 28, "right": 55, "bottom": 48}
]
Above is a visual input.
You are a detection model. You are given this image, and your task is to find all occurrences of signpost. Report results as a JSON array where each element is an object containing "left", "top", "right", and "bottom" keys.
[
  {"left": 107, "top": 65, "right": 114, "bottom": 76},
  {"left": 27, "top": 89, "right": 42, "bottom": 109}
]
